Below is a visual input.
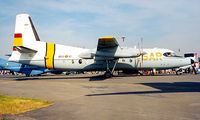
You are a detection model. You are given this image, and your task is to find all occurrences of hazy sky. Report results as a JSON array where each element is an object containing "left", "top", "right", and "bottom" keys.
[{"left": 0, "top": 0, "right": 199, "bottom": 58}]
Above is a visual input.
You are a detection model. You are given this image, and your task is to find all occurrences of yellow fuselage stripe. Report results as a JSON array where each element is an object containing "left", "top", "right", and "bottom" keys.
[{"left": 45, "top": 43, "right": 55, "bottom": 69}]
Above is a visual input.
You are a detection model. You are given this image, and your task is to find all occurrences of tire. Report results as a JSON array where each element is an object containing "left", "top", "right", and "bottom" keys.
[{"left": 104, "top": 72, "right": 112, "bottom": 78}]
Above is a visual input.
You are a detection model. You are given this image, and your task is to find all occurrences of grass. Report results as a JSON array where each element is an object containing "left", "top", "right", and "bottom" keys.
[{"left": 0, "top": 95, "right": 52, "bottom": 115}]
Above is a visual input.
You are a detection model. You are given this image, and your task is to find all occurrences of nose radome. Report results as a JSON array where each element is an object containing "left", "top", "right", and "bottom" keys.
[{"left": 191, "top": 59, "right": 194, "bottom": 64}]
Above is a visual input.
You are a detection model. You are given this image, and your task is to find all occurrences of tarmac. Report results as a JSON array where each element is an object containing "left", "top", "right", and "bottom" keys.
[{"left": 0, "top": 74, "right": 200, "bottom": 120}]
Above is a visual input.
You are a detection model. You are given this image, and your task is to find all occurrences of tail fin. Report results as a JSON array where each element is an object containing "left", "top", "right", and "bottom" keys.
[{"left": 13, "top": 14, "right": 40, "bottom": 52}]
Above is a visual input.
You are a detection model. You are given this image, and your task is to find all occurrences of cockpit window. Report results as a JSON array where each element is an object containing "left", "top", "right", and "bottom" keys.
[
  {"left": 163, "top": 52, "right": 172, "bottom": 57},
  {"left": 163, "top": 52, "right": 177, "bottom": 57}
]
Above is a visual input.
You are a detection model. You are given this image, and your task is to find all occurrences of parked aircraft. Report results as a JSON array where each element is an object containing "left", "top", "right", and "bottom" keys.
[
  {"left": 0, "top": 58, "right": 62, "bottom": 76},
  {"left": 9, "top": 14, "right": 194, "bottom": 77},
  {"left": 176, "top": 53, "right": 199, "bottom": 74}
]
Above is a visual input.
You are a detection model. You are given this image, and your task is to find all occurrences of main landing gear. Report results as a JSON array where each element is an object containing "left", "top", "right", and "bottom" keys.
[
  {"left": 104, "top": 71, "right": 113, "bottom": 78},
  {"left": 104, "top": 59, "right": 118, "bottom": 78}
]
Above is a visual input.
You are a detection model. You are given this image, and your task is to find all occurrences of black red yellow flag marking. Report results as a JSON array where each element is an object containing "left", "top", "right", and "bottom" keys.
[{"left": 13, "top": 33, "right": 23, "bottom": 46}]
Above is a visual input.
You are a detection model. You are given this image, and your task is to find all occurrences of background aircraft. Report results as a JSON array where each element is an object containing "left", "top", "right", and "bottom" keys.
[
  {"left": 0, "top": 58, "right": 62, "bottom": 76},
  {"left": 9, "top": 14, "right": 193, "bottom": 78},
  {"left": 175, "top": 53, "right": 199, "bottom": 75}
]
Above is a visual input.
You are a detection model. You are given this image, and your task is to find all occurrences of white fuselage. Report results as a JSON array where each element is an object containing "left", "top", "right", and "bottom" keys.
[{"left": 9, "top": 41, "right": 192, "bottom": 71}]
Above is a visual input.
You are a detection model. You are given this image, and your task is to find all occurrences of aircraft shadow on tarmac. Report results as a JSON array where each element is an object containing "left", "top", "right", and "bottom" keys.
[
  {"left": 13, "top": 72, "right": 146, "bottom": 81},
  {"left": 13, "top": 73, "right": 148, "bottom": 81},
  {"left": 11, "top": 73, "right": 181, "bottom": 81},
  {"left": 14, "top": 74, "right": 107, "bottom": 81},
  {"left": 86, "top": 82, "right": 200, "bottom": 96}
]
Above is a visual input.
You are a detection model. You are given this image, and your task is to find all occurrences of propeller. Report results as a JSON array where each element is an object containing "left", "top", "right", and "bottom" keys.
[
  {"left": 141, "top": 37, "right": 144, "bottom": 67},
  {"left": 137, "top": 37, "right": 144, "bottom": 68}
]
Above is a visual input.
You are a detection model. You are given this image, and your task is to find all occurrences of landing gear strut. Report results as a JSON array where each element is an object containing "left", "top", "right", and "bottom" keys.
[{"left": 104, "top": 59, "right": 118, "bottom": 78}]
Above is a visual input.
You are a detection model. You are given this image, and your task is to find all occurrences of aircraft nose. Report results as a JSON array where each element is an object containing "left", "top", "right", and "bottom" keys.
[{"left": 191, "top": 59, "right": 194, "bottom": 64}]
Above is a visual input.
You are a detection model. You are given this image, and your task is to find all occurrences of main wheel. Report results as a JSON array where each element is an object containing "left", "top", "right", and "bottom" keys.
[{"left": 104, "top": 72, "right": 112, "bottom": 78}]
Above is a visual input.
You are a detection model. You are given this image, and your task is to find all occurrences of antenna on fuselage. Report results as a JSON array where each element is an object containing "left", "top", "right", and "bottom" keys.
[
  {"left": 122, "top": 36, "right": 125, "bottom": 42},
  {"left": 118, "top": 36, "right": 126, "bottom": 49}
]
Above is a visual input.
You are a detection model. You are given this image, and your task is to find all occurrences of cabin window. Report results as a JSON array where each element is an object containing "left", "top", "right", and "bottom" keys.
[
  {"left": 129, "top": 59, "right": 132, "bottom": 63},
  {"left": 122, "top": 59, "right": 125, "bottom": 62},
  {"left": 78, "top": 59, "right": 82, "bottom": 64},
  {"left": 72, "top": 60, "right": 74, "bottom": 64}
]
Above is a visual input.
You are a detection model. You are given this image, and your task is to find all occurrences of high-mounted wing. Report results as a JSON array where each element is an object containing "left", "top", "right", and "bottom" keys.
[
  {"left": 79, "top": 36, "right": 142, "bottom": 59},
  {"left": 96, "top": 36, "right": 141, "bottom": 59}
]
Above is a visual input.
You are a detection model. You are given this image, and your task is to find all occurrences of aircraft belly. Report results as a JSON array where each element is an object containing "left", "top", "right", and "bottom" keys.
[{"left": 53, "top": 59, "right": 136, "bottom": 71}]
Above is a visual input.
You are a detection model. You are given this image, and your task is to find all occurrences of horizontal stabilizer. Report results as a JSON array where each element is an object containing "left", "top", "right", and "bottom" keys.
[{"left": 13, "top": 46, "right": 37, "bottom": 53}]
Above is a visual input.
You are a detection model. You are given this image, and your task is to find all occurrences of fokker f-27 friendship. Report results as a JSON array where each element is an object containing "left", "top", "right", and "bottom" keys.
[{"left": 9, "top": 14, "right": 194, "bottom": 77}]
